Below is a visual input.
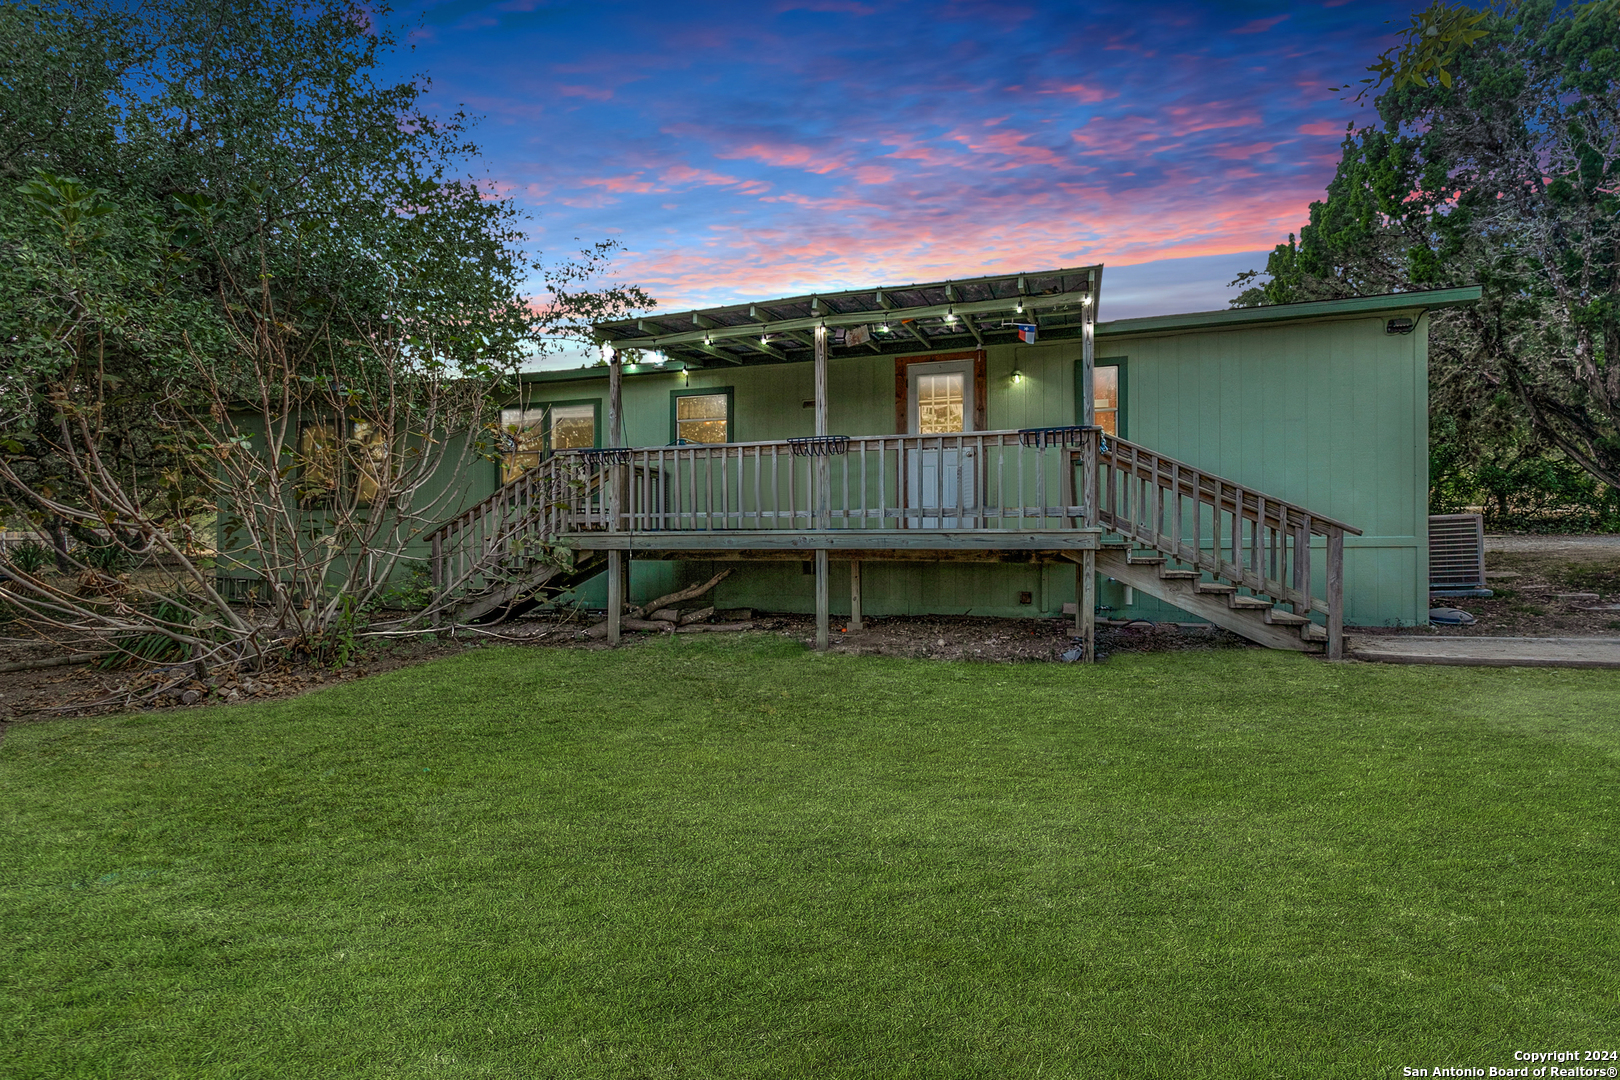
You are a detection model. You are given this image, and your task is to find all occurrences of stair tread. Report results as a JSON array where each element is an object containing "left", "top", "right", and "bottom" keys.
[
  {"left": 1159, "top": 569, "right": 1200, "bottom": 580},
  {"left": 1302, "top": 624, "right": 1328, "bottom": 641},
  {"left": 1229, "top": 595, "right": 1273, "bottom": 609},
  {"left": 1195, "top": 582, "right": 1238, "bottom": 594},
  {"left": 1127, "top": 555, "right": 1165, "bottom": 565},
  {"left": 1264, "top": 610, "right": 1311, "bottom": 626}
]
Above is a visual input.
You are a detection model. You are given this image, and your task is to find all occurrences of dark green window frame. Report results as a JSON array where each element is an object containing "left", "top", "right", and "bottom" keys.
[
  {"left": 1075, "top": 356, "right": 1126, "bottom": 439},
  {"left": 669, "top": 386, "right": 735, "bottom": 445}
]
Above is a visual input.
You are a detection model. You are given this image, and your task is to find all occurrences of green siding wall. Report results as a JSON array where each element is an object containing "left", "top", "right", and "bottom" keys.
[{"left": 504, "top": 309, "right": 1431, "bottom": 627}]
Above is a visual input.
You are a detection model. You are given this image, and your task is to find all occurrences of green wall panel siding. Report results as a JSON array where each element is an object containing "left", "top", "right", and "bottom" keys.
[
  {"left": 1097, "top": 313, "right": 1428, "bottom": 625},
  {"left": 214, "top": 421, "right": 503, "bottom": 592},
  {"left": 512, "top": 312, "right": 1429, "bottom": 628}
]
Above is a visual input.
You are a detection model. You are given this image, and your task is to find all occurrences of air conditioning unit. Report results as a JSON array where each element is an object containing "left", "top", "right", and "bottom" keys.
[{"left": 1429, "top": 513, "right": 1491, "bottom": 597}]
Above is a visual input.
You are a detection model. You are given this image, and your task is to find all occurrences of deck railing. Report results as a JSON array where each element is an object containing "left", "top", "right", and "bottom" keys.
[
  {"left": 424, "top": 429, "right": 1099, "bottom": 605},
  {"left": 557, "top": 429, "right": 1099, "bottom": 533},
  {"left": 425, "top": 428, "right": 1362, "bottom": 656},
  {"left": 1089, "top": 433, "right": 1362, "bottom": 655}
]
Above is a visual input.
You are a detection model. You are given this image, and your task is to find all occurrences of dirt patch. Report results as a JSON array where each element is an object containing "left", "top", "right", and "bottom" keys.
[
  {"left": 5, "top": 532, "right": 1612, "bottom": 724},
  {"left": 0, "top": 632, "right": 468, "bottom": 728},
  {"left": 1357, "top": 533, "right": 1620, "bottom": 639}
]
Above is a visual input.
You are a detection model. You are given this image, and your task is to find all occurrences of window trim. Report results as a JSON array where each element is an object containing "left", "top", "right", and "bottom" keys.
[
  {"left": 669, "top": 386, "right": 735, "bottom": 445},
  {"left": 1077, "top": 356, "right": 1127, "bottom": 439},
  {"left": 895, "top": 350, "right": 986, "bottom": 434}
]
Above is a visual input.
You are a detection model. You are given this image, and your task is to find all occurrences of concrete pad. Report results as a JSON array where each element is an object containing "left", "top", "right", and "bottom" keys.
[{"left": 1348, "top": 634, "right": 1620, "bottom": 669}]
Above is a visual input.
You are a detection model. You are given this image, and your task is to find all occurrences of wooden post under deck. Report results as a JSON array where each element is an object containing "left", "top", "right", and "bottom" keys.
[
  {"left": 814, "top": 323, "right": 830, "bottom": 651},
  {"left": 606, "top": 549, "right": 622, "bottom": 645},
  {"left": 1079, "top": 550, "right": 1096, "bottom": 661},
  {"left": 849, "top": 560, "right": 862, "bottom": 630}
]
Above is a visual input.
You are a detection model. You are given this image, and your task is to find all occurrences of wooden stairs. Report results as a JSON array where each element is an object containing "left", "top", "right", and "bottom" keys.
[{"left": 1084, "top": 544, "right": 1327, "bottom": 652}]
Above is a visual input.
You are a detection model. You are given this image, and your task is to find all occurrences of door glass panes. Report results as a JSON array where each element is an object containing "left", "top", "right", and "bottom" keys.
[
  {"left": 676, "top": 393, "right": 729, "bottom": 444},
  {"left": 551, "top": 404, "right": 595, "bottom": 450},
  {"left": 499, "top": 407, "right": 547, "bottom": 482},
  {"left": 1093, "top": 367, "right": 1119, "bottom": 436},
  {"left": 916, "top": 372, "right": 965, "bottom": 434}
]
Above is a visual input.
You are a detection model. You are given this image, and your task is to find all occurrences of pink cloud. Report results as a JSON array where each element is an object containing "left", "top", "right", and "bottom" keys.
[
  {"left": 1232, "top": 15, "right": 1288, "bottom": 35},
  {"left": 1297, "top": 120, "right": 1351, "bottom": 137},
  {"left": 555, "top": 83, "right": 614, "bottom": 101},
  {"left": 1037, "top": 82, "right": 1113, "bottom": 105},
  {"left": 947, "top": 125, "right": 1067, "bottom": 169},
  {"left": 1209, "top": 142, "right": 1279, "bottom": 160},
  {"left": 716, "top": 141, "right": 848, "bottom": 174}
]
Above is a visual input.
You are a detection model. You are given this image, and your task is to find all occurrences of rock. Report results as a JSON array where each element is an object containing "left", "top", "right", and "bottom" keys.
[{"left": 1552, "top": 592, "right": 1600, "bottom": 602}]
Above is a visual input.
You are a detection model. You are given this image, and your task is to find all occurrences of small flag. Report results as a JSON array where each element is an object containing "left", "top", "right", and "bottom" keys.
[{"left": 1014, "top": 322, "right": 1038, "bottom": 344}]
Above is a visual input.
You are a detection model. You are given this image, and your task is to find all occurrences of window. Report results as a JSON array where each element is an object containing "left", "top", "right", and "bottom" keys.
[
  {"left": 1094, "top": 365, "right": 1120, "bottom": 436},
  {"left": 1076, "top": 359, "right": 1125, "bottom": 437},
  {"left": 297, "top": 421, "right": 342, "bottom": 507},
  {"left": 297, "top": 419, "right": 389, "bottom": 507},
  {"left": 916, "top": 372, "right": 966, "bottom": 434},
  {"left": 671, "top": 389, "right": 732, "bottom": 444},
  {"left": 551, "top": 404, "right": 596, "bottom": 450},
  {"left": 498, "top": 401, "right": 599, "bottom": 481}
]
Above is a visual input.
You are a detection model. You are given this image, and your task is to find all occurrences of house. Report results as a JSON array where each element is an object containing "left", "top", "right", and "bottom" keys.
[{"left": 424, "top": 267, "right": 1481, "bottom": 660}]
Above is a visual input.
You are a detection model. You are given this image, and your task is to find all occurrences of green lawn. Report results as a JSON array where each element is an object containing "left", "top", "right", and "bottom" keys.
[{"left": 2, "top": 637, "right": 1616, "bottom": 1079}]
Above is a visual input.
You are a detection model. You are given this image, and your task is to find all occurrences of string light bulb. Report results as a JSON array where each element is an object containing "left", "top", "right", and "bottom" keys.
[{"left": 1011, "top": 366, "right": 1024, "bottom": 384}]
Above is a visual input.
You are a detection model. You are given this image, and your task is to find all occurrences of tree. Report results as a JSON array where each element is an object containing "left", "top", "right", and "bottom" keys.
[
  {"left": 0, "top": 0, "right": 650, "bottom": 666},
  {"left": 1235, "top": 0, "right": 1620, "bottom": 509}
]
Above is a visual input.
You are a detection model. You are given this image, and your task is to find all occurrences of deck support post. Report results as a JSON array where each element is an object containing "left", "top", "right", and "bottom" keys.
[
  {"left": 1079, "top": 549, "right": 1096, "bottom": 662},
  {"left": 849, "top": 560, "right": 862, "bottom": 630},
  {"left": 606, "top": 549, "right": 622, "bottom": 645},
  {"left": 815, "top": 549, "right": 830, "bottom": 651}
]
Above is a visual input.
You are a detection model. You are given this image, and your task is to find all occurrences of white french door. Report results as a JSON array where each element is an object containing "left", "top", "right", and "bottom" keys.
[{"left": 906, "top": 360, "right": 977, "bottom": 528}]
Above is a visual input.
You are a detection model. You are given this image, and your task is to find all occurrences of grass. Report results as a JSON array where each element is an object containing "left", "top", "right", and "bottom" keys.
[{"left": 2, "top": 637, "right": 1617, "bottom": 1079}]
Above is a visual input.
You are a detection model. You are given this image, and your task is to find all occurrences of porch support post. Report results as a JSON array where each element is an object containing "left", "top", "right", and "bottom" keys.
[
  {"left": 1079, "top": 549, "right": 1096, "bottom": 662},
  {"left": 814, "top": 323, "right": 830, "bottom": 651},
  {"left": 606, "top": 346, "right": 625, "bottom": 645},
  {"left": 1081, "top": 269, "right": 1096, "bottom": 429},
  {"left": 606, "top": 549, "right": 622, "bottom": 645},
  {"left": 849, "top": 559, "right": 862, "bottom": 630}
]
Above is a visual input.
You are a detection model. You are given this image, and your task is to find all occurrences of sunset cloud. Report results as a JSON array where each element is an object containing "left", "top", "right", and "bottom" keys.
[{"left": 386, "top": 0, "right": 1416, "bottom": 326}]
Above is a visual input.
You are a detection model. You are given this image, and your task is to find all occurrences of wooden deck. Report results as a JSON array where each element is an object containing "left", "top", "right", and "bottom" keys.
[{"left": 424, "top": 428, "right": 1358, "bottom": 660}]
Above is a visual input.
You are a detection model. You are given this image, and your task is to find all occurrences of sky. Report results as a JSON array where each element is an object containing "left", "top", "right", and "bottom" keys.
[{"left": 377, "top": 0, "right": 1417, "bottom": 365}]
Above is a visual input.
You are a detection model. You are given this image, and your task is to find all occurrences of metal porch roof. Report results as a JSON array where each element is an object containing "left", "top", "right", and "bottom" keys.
[{"left": 593, "top": 265, "right": 1101, "bottom": 367}]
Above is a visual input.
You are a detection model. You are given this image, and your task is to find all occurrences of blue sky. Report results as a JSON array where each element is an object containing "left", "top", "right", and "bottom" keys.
[{"left": 377, "top": 0, "right": 1417, "bottom": 360}]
